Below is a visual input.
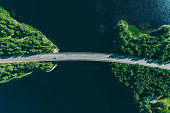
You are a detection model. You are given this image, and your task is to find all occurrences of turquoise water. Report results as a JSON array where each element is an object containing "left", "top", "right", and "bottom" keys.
[{"left": 0, "top": 0, "right": 169, "bottom": 113}]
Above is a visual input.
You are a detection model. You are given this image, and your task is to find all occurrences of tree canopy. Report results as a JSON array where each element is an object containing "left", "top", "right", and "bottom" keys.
[
  {"left": 111, "top": 21, "right": 170, "bottom": 113},
  {"left": 0, "top": 7, "right": 58, "bottom": 83},
  {"left": 112, "top": 20, "right": 170, "bottom": 62},
  {"left": 0, "top": 7, "right": 57, "bottom": 56}
]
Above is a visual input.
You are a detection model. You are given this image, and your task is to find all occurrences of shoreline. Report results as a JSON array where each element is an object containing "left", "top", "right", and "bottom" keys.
[
  {"left": 43, "top": 35, "right": 59, "bottom": 72},
  {"left": 46, "top": 63, "right": 58, "bottom": 72},
  {"left": 0, "top": 35, "right": 59, "bottom": 83},
  {"left": 0, "top": 72, "right": 33, "bottom": 84},
  {"left": 43, "top": 35, "right": 59, "bottom": 53}
]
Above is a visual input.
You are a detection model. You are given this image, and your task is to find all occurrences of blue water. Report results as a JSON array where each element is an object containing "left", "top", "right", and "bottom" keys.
[{"left": 0, "top": 0, "right": 169, "bottom": 113}]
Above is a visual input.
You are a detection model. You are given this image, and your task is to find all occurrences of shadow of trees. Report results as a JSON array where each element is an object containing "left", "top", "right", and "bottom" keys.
[{"left": 108, "top": 54, "right": 169, "bottom": 66}]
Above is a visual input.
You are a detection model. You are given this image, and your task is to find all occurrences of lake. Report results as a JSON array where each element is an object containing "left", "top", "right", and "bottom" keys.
[{"left": 0, "top": 0, "right": 169, "bottom": 113}]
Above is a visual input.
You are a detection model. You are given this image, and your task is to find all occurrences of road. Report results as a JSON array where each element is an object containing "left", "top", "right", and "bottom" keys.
[{"left": 0, "top": 52, "right": 169, "bottom": 70}]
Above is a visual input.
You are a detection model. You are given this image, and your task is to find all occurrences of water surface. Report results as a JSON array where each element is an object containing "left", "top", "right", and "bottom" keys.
[{"left": 0, "top": 0, "right": 169, "bottom": 113}]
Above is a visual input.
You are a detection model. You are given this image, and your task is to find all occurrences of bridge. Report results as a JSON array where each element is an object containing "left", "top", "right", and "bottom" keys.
[{"left": 0, "top": 52, "right": 169, "bottom": 70}]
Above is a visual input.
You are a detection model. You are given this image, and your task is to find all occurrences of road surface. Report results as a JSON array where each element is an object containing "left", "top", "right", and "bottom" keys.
[{"left": 0, "top": 52, "right": 169, "bottom": 70}]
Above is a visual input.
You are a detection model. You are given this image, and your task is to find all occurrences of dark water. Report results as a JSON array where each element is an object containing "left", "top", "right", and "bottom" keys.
[
  {"left": 0, "top": 0, "right": 169, "bottom": 113},
  {"left": 99, "top": 0, "right": 170, "bottom": 32}
]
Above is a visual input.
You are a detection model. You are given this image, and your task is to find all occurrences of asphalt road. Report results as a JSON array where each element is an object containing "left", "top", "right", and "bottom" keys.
[{"left": 0, "top": 52, "right": 169, "bottom": 70}]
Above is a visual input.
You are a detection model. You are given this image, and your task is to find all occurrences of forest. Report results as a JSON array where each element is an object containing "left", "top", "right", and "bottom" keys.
[
  {"left": 112, "top": 20, "right": 170, "bottom": 62},
  {"left": 111, "top": 63, "right": 169, "bottom": 113},
  {"left": 0, "top": 7, "right": 58, "bottom": 83},
  {"left": 0, "top": 62, "right": 55, "bottom": 83},
  {"left": 0, "top": 7, "right": 57, "bottom": 56},
  {"left": 111, "top": 21, "right": 170, "bottom": 113}
]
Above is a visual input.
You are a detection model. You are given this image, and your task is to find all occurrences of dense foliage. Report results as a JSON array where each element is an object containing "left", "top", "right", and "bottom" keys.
[
  {"left": 113, "top": 20, "right": 170, "bottom": 62},
  {"left": 0, "top": 7, "right": 58, "bottom": 83},
  {"left": 0, "top": 62, "right": 55, "bottom": 83},
  {"left": 0, "top": 7, "right": 57, "bottom": 56},
  {"left": 111, "top": 21, "right": 170, "bottom": 113},
  {"left": 111, "top": 63, "right": 170, "bottom": 113}
]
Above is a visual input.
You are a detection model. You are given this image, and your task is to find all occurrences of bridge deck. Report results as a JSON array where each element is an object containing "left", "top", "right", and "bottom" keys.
[{"left": 0, "top": 52, "right": 169, "bottom": 70}]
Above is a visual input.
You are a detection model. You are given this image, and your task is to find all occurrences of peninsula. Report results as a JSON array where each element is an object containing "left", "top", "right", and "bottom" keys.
[
  {"left": 0, "top": 7, "right": 58, "bottom": 83},
  {"left": 111, "top": 21, "right": 170, "bottom": 113}
]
